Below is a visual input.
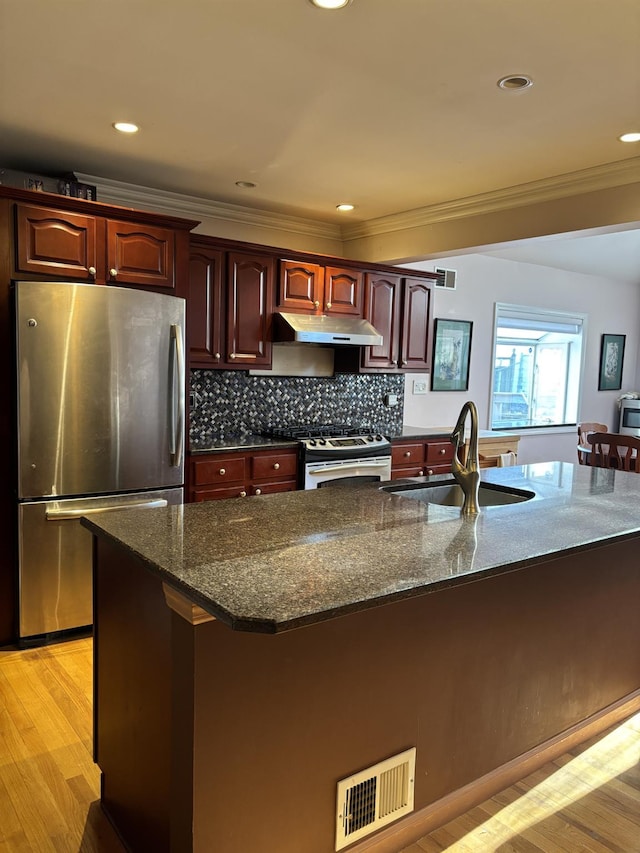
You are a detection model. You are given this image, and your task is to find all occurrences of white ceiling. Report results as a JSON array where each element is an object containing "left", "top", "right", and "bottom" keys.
[{"left": 0, "top": 0, "right": 639, "bottom": 277}]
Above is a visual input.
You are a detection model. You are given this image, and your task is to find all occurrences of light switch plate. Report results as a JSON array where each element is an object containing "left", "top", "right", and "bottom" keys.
[{"left": 413, "top": 380, "right": 428, "bottom": 395}]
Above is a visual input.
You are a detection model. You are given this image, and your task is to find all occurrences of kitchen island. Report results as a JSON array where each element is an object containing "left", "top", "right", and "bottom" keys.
[{"left": 83, "top": 462, "right": 640, "bottom": 852}]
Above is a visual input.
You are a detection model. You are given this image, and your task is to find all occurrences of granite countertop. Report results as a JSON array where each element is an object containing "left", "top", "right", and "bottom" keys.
[
  {"left": 82, "top": 462, "right": 640, "bottom": 634},
  {"left": 189, "top": 434, "right": 298, "bottom": 454}
]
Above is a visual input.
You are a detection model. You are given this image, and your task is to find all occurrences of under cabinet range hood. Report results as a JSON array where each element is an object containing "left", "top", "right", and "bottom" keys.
[{"left": 274, "top": 312, "right": 383, "bottom": 346}]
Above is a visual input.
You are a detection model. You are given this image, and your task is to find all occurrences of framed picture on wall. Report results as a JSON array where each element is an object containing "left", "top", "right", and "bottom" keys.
[
  {"left": 431, "top": 319, "right": 473, "bottom": 391},
  {"left": 598, "top": 333, "right": 626, "bottom": 391}
]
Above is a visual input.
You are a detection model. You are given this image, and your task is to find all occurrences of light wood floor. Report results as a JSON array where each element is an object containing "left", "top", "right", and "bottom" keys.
[{"left": 1, "top": 638, "right": 639, "bottom": 852}]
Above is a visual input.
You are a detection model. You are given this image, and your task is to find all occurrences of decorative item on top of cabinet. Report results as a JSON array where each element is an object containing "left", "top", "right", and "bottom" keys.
[
  {"left": 391, "top": 437, "right": 454, "bottom": 478},
  {"left": 188, "top": 447, "right": 297, "bottom": 501},
  {"left": 15, "top": 202, "right": 183, "bottom": 290},
  {"left": 334, "top": 273, "right": 435, "bottom": 373},
  {"left": 278, "top": 259, "right": 363, "bottom": 316}
]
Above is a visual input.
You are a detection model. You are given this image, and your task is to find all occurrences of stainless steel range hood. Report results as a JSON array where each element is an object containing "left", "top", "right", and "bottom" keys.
[{"left": 274, "top": 312, "right": 383, "bottom": 346}]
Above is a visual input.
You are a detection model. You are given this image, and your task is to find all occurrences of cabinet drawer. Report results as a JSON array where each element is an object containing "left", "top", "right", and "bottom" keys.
[
  {"left": 192, "top": 456, "right": 246, "bottom": 486},
  {"left": 425, "top": 441, "right": 453, "bottom": 463},
  {"left": 250, "top": 480, "right": 297, "bottom": 496},
  {"left": 391, "top": 443, "right": 425, "bottom": 466},
  {"left": 191, "top": 485, "right": 248, "bottom": 501},
  {"left": 251, "top": 452, "right": 297, "bottom": 481},
  {"left": 390, "top": 467, "right": 425, "bottom": 479},
  {"left": 423, "top": 463, "right": 451, "bottom": 476}
]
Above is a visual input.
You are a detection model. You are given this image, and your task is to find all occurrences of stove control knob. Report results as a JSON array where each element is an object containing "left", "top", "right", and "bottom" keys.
[
  {"left": 319, "top": 439, "right": 327, "bottom": 445},
  {"left": 309, "top": 439, "right": 317, "bottom": 446},
  {"left": 375, "top": 434, "right": 384, "bottom": 442},
  {"left": 366, "top": 434, "right": 375, "bottom": 442}
]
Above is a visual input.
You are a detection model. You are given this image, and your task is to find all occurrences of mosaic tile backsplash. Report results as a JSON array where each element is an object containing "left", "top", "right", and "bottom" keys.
[{"left": 189, "top": 370, "right": 405, "bottom": 446}]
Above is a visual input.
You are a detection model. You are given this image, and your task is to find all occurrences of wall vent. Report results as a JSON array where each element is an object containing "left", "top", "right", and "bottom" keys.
[
  {"left": 434, "top": 267, "right": 457, "bottom": 290},
  {"left": 335, "top": 747, "right": 416, "bottom": 850}
]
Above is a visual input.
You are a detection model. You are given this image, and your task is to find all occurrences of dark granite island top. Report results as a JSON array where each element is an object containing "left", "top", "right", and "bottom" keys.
[{"left": 82, "top": 461, "right": 640, "bottom": 633}]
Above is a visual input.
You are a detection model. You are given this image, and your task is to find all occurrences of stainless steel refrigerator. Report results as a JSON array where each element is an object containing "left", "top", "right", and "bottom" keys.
[{"left": 15, "top": 281, "right": 186, "bottom": 641}]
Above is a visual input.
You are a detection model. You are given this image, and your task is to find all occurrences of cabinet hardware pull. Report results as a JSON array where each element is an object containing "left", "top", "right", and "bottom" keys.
[
  {"left": 326, "top": 302, "right": 332, "bottom": 309},
  {"left": 418, "top": 469, "right": 424, "bottom": 476},
  {"left": 314, "top": 300, "right": 320, "bottom": 308},
  {"left": 214, "top": 352, "right": 221, "bottom": 360},
  {"left": 239, "top": 491, "right": 247, "bottom": 498},
  {"left": 404, "top": 451, "right": 411, "bottom": 457},
  {"left": 439, "top": 448, "right": 446, "bottom": 454},
  {"left": 88, "top": 266, "right": 97, "bottom": 277},
  {"left": 219, "top": 468, "right": 226, "bottom": 475},
  {"left": 229, "top": 353, "right": 236, "bottom": 359},
  {"left": 255, "top": 488, "right": 262, "bottom": 495},
  {"left": 273, "top": 462, "right": 280, "bottom": 470},
  {"left": 427, "top": 469, "right": 434, "bottom": 475},
  {"left": 109, "top": 268, "right": 118, "bottom": 278}
]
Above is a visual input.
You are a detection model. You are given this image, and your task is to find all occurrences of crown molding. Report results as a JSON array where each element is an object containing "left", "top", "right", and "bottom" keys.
[
  {"left": 75, "top": 173, "right": 342, "bottom": 241},
  {"left": 341, "top": 157, "right": 640, "bottom": 242}
]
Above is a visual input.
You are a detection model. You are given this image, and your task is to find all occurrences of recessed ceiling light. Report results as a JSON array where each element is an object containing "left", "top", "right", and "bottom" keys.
[
  {"left": 336, "top": 203, "right": 355, "bottom": 212},
  {"left": 235, "top": 180, "right": 257, "bottom": 188},
  {"left": 619, "top": 132, "right": 640, "bottom": 143},
  {"left": 309, "top": 0, "right": 352, "bottom": 9},
  {"left": 112, "top": 122, "right": 139, "bottom": 134},
  {"left": 497, "top": 75, "right": 533, "bottom": 91}
]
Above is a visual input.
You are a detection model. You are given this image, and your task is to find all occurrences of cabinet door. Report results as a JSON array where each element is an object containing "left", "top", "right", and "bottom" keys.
[
  {"left": 15, "top": 204, "right": 99, "bottom": 280},
  {"left": 361, "top": 273, "right": 401, "bottom": 370},
  {"left": 399, "top": 278, "right": 432, "bottom": 371},
  {"left": 226, "top": 252, "right": 274, "bottom": 367},
  {"left": 324, "top": 267, "right": 363, "bottom": 316},
  {"left": 278, "top": 260, "right": 323, "bottom": 313},
  {"left": 188, "top": 246, "right": 223, "bottom": 367},
  {"left": 106, "top": 221, "right": 175, "bottom": 289}
]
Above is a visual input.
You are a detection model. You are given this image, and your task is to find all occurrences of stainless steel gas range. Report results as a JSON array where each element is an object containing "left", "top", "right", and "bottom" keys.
[{"left": 262, "top": 425, "right": 392, "bottom": 489}]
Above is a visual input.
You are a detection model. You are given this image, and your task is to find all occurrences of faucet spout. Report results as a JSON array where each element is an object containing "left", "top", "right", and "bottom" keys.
[{"left": 450, "top": 401, "right": 480, "bottom": 515}]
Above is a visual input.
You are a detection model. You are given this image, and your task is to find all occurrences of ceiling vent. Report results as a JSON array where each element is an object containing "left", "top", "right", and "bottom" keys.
[
  {"left": 335, "top": 747, "right": 416, "bottom": 850},
  {"left": 434, "top": 267, "right": 457, "bottom": 290}
]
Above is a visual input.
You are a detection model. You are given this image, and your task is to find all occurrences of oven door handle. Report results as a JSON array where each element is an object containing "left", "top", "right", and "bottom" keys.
[{"left": 308, "top": 459, "right": 390, "bottom": 476}]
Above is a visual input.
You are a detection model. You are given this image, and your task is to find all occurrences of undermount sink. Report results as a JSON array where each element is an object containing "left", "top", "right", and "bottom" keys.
[{"left": 380, "top": 480, "right": 535, "bottom": 508}]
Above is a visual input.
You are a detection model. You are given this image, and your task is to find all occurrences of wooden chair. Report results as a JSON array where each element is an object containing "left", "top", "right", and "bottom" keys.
[
  {"left": 577, "top": 422, "right": 607, "bottom": 465},
  {"left": 586, "top": 432, "right": 640, "bottom": 472}
]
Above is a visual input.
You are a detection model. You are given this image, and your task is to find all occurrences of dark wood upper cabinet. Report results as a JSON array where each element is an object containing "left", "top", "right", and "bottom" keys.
[
  {"left": 399, "top": 277, "right": 433, "bottom": 371},
  {"left": 226, "top": 251, "right": 274, "bottom": 367},
  {"left": 277, "top": 260, "right": 362, "bottom": 316},
  {"left": 15, "top": 203, "right": 177, "bottom": 290},
  {"left": 361, "top": 273, "right": 402, "bottom": 370},
  {"left": 106, "top": 221, "right": 175, "bottom": 289},
  {"left": 16, "top": 205, "right": 98, "bottom": 280},
  {"left": 188, "top": 244, "right": 223, "bottom": 367}
]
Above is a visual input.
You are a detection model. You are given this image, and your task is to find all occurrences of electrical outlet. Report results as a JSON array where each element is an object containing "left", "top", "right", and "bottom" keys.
[
  {"left": 384, "top": 393, "right": 399, "bottom": 407},
  {"left": 413, "top": 380, "right": 428, "bottom": 395}
]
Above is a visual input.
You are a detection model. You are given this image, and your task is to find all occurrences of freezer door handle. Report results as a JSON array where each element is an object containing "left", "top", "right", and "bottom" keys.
[
  {"left": 45, "top": 499, "right": 169, "bottom": 520},
  {"left": 169, "top": 324, "right": 185, "bottom": 469}
]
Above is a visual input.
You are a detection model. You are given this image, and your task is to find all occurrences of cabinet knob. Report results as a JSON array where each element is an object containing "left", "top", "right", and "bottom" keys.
[
  {"left": 239, "top": 490, "right": 247, "bottom": 498},
  {"left": 326, "top": 302, "right": 332, "bottom": 310},
  {"left": 229, "top": 353, "right": 236, "bottom": 359},
  {"left": 273, "top": 462, "right": 280, "bottom": 470},
  {"left": 418, "top": 469, "right": 424, "bottom": 476},
  {"left": 399, "top": 360, "right": 406, "bottom": 366},
  {"left": 219, "top": 468, "right": 226, "bottom": 476},
  {"left": 214, "top": 353, "right": 221, "bottom": 360},
  {"left": 427, "top": 469, "right": 434, "bottom": 475},
  {"left": 254, "top": 488, "right": 262, "bottom": 496},
  {"left": 404, "top": 451, "right": 411, "bottom": 458},
  {"left": 88, "top": 266, "right": 97, "bottom": 278},
  {"left": 314, "top": 300, "right": 320, "bottom": 308},
  {"left": 439, "top": 448, "right": 446, "bottom": 455},
  {"left": 109, "top": 268, "right": 118, "bottom": 278}
]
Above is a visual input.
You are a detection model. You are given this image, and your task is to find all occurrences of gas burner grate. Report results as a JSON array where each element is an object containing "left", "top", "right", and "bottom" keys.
[{"left": 263, "top": 424, "right": 368, "bottom": 440}]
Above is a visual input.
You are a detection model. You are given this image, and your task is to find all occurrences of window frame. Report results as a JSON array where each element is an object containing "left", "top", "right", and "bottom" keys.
[{"left": 489, "top": 303, "right": 588, "bottom": 433}]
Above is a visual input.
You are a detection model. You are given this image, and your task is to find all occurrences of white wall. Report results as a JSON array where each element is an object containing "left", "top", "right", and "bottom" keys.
[{"left": 401, "top": 255, "right": 640, "bottom": 464}]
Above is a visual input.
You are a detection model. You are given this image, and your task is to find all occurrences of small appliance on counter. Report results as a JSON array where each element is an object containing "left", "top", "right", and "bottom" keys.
[
  {"left": 14, "top": 281, "right": 185, "bottom": 643},
  {"left": 619, "top": 396, "right": 640, "bottom": 438},
  {"left": 262, "top": 424, "right": 391, "bottom": 489}
]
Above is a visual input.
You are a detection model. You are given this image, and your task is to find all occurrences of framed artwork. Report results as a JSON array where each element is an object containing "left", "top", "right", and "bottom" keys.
[
  {"left": 431, "top": 319, "right": 473, "bottom": 391},
  {"left": 598, "top": 333, "right": 625, "bottom": 391}
]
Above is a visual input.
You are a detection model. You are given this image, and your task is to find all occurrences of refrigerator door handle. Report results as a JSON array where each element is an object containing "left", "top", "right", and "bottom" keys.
[
  {"left": 169, "top": 324, "right": 185, "bottom": 469},
  {"left": 45, "top": 499, "right": 169, "bottom": 521}
]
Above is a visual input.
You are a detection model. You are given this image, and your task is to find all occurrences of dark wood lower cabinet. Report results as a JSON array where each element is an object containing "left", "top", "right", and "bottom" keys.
[
  {"left": 391, "top": 437, "right": 454, "bottom": 478},
  {"left": 188, "top": 448, "right": 297, "bottom": 502}
]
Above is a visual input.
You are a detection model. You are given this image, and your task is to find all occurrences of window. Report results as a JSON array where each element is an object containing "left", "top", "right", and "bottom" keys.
[{"left": 490, "top": 304, "right": 586, "bottom": 430}]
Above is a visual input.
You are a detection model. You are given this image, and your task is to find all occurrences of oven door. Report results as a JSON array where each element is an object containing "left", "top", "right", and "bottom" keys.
[{"left": 304, "top": 456, "right": 392, "bottom": 489}]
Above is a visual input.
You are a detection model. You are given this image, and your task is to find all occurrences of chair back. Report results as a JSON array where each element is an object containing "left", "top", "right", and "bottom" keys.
[
  {"left": 577, "top": 422, "right": 607, "bottom": 464},
  {"left": 586, "top": 432, "right": 640, "bottom": 472}
]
